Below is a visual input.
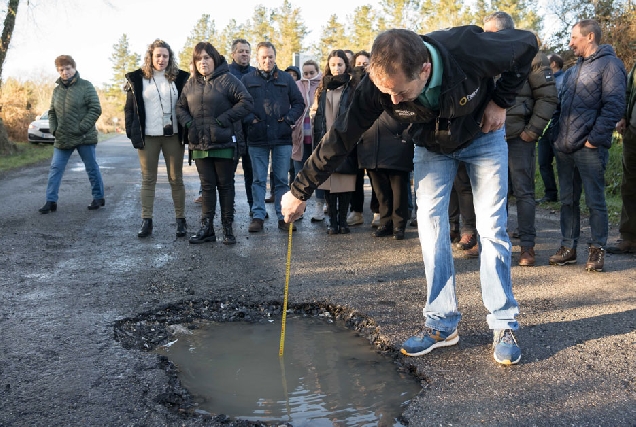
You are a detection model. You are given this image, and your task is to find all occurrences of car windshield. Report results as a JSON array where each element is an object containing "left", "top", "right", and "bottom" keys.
[{"left": 39, "top": 111, "right": 48, "bottom": 120}]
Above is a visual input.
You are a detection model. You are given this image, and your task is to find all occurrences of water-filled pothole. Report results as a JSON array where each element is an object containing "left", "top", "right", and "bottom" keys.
[{"left": 156, "top": 316, "right": 420, "bottom": 426}]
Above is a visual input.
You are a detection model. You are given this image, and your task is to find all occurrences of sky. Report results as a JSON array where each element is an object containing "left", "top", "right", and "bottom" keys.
[{"left": 3, "top": 0, "right": 373, "bottom": 88}]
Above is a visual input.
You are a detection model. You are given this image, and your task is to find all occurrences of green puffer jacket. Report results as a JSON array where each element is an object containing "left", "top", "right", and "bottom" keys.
[{"left": 49, "top": 72, "right": 102, "bottom": 150}]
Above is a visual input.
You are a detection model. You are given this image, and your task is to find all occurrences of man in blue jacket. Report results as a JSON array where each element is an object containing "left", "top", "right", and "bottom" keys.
[
  {"left": 282, "top": 27, "right": 538, "bottom": 365},
  {"left": 242, "top": 42, "right": 304, "bottom": 232},
  {"left": 548, "top": 19, "right": 626, "bottom": 272}
]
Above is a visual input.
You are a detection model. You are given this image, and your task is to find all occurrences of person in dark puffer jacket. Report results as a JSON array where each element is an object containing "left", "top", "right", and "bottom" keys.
[
  {"left": 548, "top": 19, "right": 627, "bottom": 272},
  {"left": 39, "top": 55, "right": 103, "bottom": 215},
  {"left": 177, "top": 42, "right": 253, "bottom": 245},
  {"left": 124, "top": 39, "right": 190, "bottom": 239}
]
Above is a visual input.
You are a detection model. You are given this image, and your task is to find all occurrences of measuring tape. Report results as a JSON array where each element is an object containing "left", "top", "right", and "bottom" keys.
[{"left": 279, "top": 222, "right": 293, "bottom": 357}]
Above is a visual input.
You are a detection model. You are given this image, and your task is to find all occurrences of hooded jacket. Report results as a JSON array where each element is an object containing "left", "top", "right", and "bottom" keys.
[
  {"left": 176, "top": 58, "right": 253, "bottom": 153},
  {"left": 291, "top": 71, "right": 322, "bottom": 161},
  {"left": 124, "top": 69, "right": 190, "bottom": 149},
  {"left": 241, "top": 66, "right": 305, "bottom": 147},
  {"left": 49, "top": 72, "right": 102, "bottom": 150},
  {"left": 553, "top": 44, "right": 626, "bottom": 153},
  {"left": 290, "top": 25, "right": 538, "bottom": 201}
]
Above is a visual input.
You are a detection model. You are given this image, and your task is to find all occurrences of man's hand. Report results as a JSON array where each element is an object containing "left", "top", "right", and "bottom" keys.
[
  {"left": 584, "top": 140, "right": 597, "bottom": 149},
  {"left": 616, "top": 118, "right": 627, "bottom": 135},
  {"left": 481, "top": 100, "right": 506, "bottom": 133},
  {"left": 520, "top": 130, "right": 535, "bottom": 143},
  {"left": 281, "top": 191, "right": 306, "bottom": 223}
]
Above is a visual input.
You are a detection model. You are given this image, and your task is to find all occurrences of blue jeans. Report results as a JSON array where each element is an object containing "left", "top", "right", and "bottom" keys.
[
  {"left": 413, "top": 128, "right": 518, "bottom": 332},
  {"left": 508, "top": 137, "right": 536, "bottom": 247},
  {"left": 45, "top": 145, "right": 104, "bottom": 202},
  {"left": 250, "top": 145, "right": 292, "bottom": 221},
  {"left": 555, "top": 146, "right": 609, "bottom": 248}
]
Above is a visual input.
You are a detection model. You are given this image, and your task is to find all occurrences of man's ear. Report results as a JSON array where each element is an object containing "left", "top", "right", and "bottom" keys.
[{"left": 420, "top": 63, "right": 432, "bottom": 80}]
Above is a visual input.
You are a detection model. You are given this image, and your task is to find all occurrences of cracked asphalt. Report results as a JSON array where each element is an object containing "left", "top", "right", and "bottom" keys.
[{"left": 0, "top": 134, "right": 634, "bottom": 426}]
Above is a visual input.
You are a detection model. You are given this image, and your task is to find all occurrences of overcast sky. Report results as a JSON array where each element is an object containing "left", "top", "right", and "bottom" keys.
[{"left": 3, "top": 0, "right": 373, "bottom": 87}]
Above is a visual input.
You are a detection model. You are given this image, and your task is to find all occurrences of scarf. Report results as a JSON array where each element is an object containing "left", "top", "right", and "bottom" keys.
[
  {"left": 323, "top": 73, "right": 350, "bottom": 90},
  {"left": 258, "top": 65, "right": 278, "bottom": 80}
]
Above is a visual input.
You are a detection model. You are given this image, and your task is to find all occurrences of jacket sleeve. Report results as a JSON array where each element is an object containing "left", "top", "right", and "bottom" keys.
[
  {"left": 484, "top": 29, "right": 539, "bottom": 109},
  {"left": 284, "top": 78, "right": 305, "bottom": 125},
  {"left": 79, "top": 82, "right": 102, "bottom": 134},
  {"left": 48, "top": 90, "right": 58, "bottom": 135},
  {"left": 525, "top": 53, "right": 558, "bottom": 140},
  {"left": 176, "top": 81, "right": 194, "bottom": 127},
  {"left": 290, "top": 74, "right": 384, "bottom": 201},
  {"left": 216, "top": 77, "right": 254, "bottom": 127},
  {"left": 588, "top": 59, "right": 627, "bottom": 147},
  {"left": 124, "top": 84, "right": 135, "bottom": 138}
]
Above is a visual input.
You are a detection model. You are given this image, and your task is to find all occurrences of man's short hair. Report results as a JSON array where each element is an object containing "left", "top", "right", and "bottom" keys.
[
  {"left": 483, "top": 11, "right": 515, "bottom": 30},
  {"left": 54, "top": 55, "right": 76, "bottom": 69},
  {"left": 231, "top": 39, "right": 250, "bottom": 53},
  {"left": 369, "top": 29, "right": 429, "bottom": 82},
  {"left": 575, "top": 19, "right": 602, "bottom": 44},
  {"left": 256, "top": 41, "right": 276, "bottom": 56},
  {"left": 548, "top": 54, "right": 564, "bottom": 70}
]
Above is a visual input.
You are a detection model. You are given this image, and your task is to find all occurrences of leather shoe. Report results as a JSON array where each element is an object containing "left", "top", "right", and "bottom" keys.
[
  {"left": 456, "top": 233, "right": 476, "bottom": 250},
  {"left": 248, "top": 218, "right": 264, "bottom": 233},
  {"left": 137, "top": 218, "right": 153, "bottom": 238},
  {"left": 606, "top": 239, "right": 636, "bottom": 254},
  {"left": 39, "top": 201, "right": 57, "bottom": 214},
  {"left": 265, "top": 194, "right": 274, "bottom": 203},
  {"left": 176, "top": 218, "right": 187, "bottom": 237},
  {"left": 465, "top": 243, "right": 479, "bottom": 258},
  {"left": 519, "top": 246, "right": 536, "bottom": 267},
  {"left": 393, "top": 228, "right": 405, "bottom": 240},
  {"left": 278, "top": 219, "right": 297, "bottom": 231},
  {"left": 88, "top": 198, "right": 105, "bottom": 210},
  {"left": 373, "top": 224, "right": 393, "bottom": 237}
]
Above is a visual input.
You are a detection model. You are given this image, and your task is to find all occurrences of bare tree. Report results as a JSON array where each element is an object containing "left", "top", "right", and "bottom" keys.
[{"left": 0, "top": 0, "right": 21, "bottom": 155}]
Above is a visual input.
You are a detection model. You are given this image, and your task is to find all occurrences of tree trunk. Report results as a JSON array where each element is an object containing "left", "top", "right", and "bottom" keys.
[{"left": 0, "top": 0, "right": 21, "bottom": 155}]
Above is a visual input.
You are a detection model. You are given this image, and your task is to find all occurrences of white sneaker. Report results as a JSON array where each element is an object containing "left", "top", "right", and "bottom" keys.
[
  {"left": 311, "top": 200, "right": 325, "bottom": 222},
  {"left": 346, "top": 211, "right": 364, "bottom": 226},
  {"left": 372, "top": 213, "right": 381, "bottom": 228}
]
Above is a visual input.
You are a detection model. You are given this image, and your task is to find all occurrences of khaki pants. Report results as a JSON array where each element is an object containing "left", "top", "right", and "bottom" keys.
[{"left": 137, "top": 135, "right": 185, "bottom": 218}]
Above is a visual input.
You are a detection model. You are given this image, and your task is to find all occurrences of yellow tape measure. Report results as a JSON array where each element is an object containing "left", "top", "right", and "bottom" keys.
[{"left": 279, "top": 222, "right": 293, "bottom": 357}]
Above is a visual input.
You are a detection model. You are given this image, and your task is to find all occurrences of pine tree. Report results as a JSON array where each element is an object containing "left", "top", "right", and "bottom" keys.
[
  {"left": 217, "top": 19, "right": 247, "bottom": 59},
  {"left": 378, "top": 0, "right": 421, "bottom": 30},
  {"left": 179, "top": 14, "right": 216, "bottom": 71},
  {"left": 316, "top": 14, "right": 347, "bottom": 66},
  {"left": 418, "top": 0, "right": 473, "bottom": 32},
  {"left": 246, "top": 5, "right": 275, "bottom": 47},
  {"left": 107, "top": 34, "right": 140, "bottom": 100},
  {"left": 347, "top": 5, "right": 377, "bottom": 53},
  {"left": 272, "top": 0, "right": 308, "bottom": 69}
]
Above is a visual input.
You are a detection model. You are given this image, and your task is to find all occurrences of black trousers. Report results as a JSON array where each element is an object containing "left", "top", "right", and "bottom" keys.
[
  {"left": 367, "top": 168, "right": 409, "bottom": 229},
  {"left": 195, "top": 157, "right": 235, "bottom": 224},
  {"left": 239, "top": 149, "right": 253, "bottom": 207},
  {"left": 350, "top": 168, "right": 379, "bottom": 213}
]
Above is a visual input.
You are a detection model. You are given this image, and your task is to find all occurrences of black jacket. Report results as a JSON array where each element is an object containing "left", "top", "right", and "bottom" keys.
[
  {"left": 228, "top": 61, "right": 256, "bottom": 80},
  {"left": 290, "top": 25, "right": 537, "bottom": 201},
  {"left": 357, "top": 112, "right": 413, "bottom": 172},
  {"left": 124, "top": 69, "right": 189, "bottom": 149},
  {"left": 241, "top": 66, "right": 305, "bottom": 147},
  {"left": 176, "top": 59, "right": 253, "bottom": 153}
]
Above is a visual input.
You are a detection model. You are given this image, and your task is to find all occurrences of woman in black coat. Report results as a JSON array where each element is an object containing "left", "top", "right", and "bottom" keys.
[{"left": 176, "top": 42, "right": 253, "bottom": 245}]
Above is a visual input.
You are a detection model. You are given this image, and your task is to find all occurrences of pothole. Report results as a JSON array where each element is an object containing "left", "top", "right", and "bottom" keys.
[{"left": 114, "top": 299, "right": 424, "bottom": 426}]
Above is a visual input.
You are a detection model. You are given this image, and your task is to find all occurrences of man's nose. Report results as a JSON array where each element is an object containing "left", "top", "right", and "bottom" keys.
[{"left": 391, "top": 94, "right": 402, "bottom": 104}]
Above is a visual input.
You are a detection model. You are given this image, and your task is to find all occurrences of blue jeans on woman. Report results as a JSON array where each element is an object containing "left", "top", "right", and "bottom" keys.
[
  {"left": 45, "top": 145, "right": 104, "bottom": 202},
  {"left": 413, "top": 128, "right": 518, "bottom": 333},
  {"left": 555, "top": 146, "right": 609, "bottom": 248}
]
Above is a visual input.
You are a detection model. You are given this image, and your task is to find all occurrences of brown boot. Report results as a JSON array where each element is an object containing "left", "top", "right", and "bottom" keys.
[
  {"left": 585, "top": 247, "right": 605, "bottom": 272},
  {"left": 456, "top": 233, "right": 476, "bottom": 250},
  {"left": 606, "top": 239, "right": 636, "bottom": 254},
  {"left": 519, "top": 246, "right": 535, "bottom": 267}
]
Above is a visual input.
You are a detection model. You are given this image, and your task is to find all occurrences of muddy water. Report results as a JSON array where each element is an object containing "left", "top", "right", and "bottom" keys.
[{"left": 156, "top": 317, "right": 420, "bottom": 426}]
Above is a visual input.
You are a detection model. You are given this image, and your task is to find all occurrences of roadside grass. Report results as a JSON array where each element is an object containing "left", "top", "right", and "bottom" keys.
[{"left": 0, "top": 133, "right": 119, "bottom": 174}]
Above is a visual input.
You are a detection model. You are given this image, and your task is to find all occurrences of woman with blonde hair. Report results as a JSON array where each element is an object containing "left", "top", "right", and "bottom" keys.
[{"left": 125, "top": 39, "right": 190, "bottom": 238}]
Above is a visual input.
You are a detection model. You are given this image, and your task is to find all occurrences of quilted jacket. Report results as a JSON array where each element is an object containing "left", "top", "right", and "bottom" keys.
[
  {"left": 553, "top": 44, "right": 626, "bottom": 153},
  {"left": 49, "top": 72, "right": 101, "bottom": 150}
]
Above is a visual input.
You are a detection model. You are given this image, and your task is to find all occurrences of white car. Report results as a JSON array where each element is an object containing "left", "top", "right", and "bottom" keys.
[{"left": 28, "top": 111, "right": 55, "bottom": 144}]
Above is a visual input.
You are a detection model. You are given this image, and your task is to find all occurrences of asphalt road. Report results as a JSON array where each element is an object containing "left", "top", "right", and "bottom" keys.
[{"left": 0, "top": 135, "right": 634, "bottom": 426}]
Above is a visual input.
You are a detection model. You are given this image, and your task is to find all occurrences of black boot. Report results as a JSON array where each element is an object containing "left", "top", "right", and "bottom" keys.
[
  {"left": 137, "top": 218, "right": 153, "bottom": 237},
  {"left": 39, "top": 201, "right": 57, "bottom": 214},
  {"left": 338, "top": 195, "right": 350, "bottom": 234},
  {"left": 176, "top": 218, "right": 187, "bottom": 238},
  {"left": 326, "top": 193, "right": 339, "bottom": 234},
  {"left": 88, "top": 198, "right": 105, "bottom": 210},
  {"left": 189, "top": 217, "right": 216, "bottom": 244},
  {"left": 222, "top": 223, "right": 236, "bottom": 245}
]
